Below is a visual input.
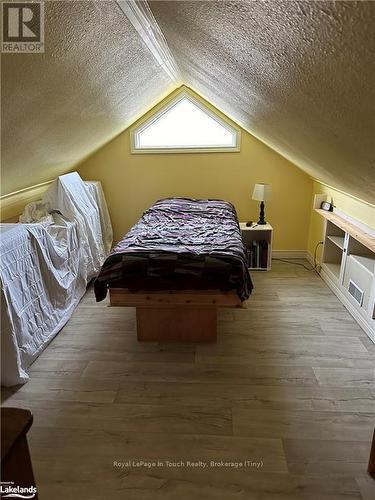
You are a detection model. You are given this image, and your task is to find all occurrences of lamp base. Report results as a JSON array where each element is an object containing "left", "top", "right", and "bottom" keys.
[{"left": 257, "top": 201, "right": 267, "bottom": 225}]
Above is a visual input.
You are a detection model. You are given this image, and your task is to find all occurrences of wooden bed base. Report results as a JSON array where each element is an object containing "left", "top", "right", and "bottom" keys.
[{"left": 109, "top": 288, "right": 244, "bottom": 342}]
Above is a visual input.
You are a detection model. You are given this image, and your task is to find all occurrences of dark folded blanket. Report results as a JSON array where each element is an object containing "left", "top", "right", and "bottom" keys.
[{"left": 94, "top": 198, "right": 253, "bottom": 301}]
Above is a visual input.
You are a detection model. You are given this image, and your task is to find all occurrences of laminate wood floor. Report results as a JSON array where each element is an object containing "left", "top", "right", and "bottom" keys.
[{"left": 2, "top": 261, "right": 375, "bottom": 499}]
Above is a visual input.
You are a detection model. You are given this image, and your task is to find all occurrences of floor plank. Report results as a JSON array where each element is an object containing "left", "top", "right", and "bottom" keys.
[
  {"left": 2, "top": 399, "right": 233, "bottom": 436},
  {"left": 284, "top": 438, "right": 370, "bottom": 475},
  {"left": 313, "top": 367, "right": 375, "bottom": 388},
  {"left": 114, "top": 382, "right": 374, "bottom": 412},
  {"left": 233, "top": 408, "right": 375, "bottom": 441}
]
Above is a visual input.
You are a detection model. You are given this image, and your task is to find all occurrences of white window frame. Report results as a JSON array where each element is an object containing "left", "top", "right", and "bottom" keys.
[{"left": 131, "top": 90, "right": 241, "bottom": 154}]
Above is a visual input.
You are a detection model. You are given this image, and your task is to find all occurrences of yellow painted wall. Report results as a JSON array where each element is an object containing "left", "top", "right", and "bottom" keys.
[
  {"left": 77, "top": 88, "right": 312, "bottom": 249},
  {"left": 0, "top": 181, "right": 53, "bottom": 221},
  {"left": 307, "top": 180, "right": 375, "bottom": 261}
]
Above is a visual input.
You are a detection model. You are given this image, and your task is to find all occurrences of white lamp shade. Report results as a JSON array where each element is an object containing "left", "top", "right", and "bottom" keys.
[{"left": 252, "top": 183, "right": 272, "bottom": 201}]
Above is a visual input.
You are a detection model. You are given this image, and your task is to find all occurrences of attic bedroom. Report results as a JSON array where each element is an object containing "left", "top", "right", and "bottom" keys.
[{"left": 0, "top": 1, "right": 374, "bottom": 499}]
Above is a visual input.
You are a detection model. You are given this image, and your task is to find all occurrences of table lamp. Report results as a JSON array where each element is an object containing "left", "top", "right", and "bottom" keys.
[{"left": 252, "top": 183, "right": 272, "bottom": 225}]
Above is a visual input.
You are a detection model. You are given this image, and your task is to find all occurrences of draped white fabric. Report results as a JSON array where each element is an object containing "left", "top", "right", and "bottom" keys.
[
  {"left": 84, "top": 181, "right": 113, "bottom": 256},
  {"left": 0, "top": 173, "right": 112, "bottom": 386},
  {"left": 42, "top": 173, "right": 106, "bottom": 281}
]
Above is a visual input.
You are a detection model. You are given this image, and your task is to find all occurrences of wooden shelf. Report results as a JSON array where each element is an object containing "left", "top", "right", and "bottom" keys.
[
  {"left": 327, "top": 235, "right": 345, "bottom": 250},
  {"left": 315, "top": 209, "right": 375, "bottom": 252}
]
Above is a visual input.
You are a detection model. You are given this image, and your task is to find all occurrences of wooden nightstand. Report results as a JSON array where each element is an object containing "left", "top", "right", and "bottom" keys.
[{"left": 239, "top": 222, "right": 273, "bottom": 270}]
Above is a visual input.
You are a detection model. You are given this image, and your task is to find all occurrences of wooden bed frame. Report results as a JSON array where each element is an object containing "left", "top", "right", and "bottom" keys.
[{"left": 109, "top": 288, "right": 244, "bottom": 342}]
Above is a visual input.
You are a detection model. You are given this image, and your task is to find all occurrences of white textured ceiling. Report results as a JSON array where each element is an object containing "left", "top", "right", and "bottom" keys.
[
  {"left": 2, "top": 0, "right": 375, "bottom": 204},
  {"left": 1, "top": 0, "right": 175, "bottom": 195},
  {"left": 150, "top": 0, "right": 375, "bottom": 204}
]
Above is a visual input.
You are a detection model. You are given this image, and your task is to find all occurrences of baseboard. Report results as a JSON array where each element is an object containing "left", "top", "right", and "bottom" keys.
[
  {"left": 272, "top": 250, "right": 308, "bottom": 260},
  {"left": 319, "top": 266, "right": 375, "bottom": 343},
  {"left": 306, "top": 252, "right": 315, "bottom": 267}
]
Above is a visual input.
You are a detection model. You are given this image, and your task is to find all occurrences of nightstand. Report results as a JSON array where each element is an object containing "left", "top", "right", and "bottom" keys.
[{"left": 239, "top": 222, "right": 273, "bottom": 270}]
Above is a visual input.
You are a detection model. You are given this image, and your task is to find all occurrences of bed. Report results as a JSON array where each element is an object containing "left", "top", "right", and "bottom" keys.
[{"left": 95, "top": 198, "right": 252, "bottom": 342}]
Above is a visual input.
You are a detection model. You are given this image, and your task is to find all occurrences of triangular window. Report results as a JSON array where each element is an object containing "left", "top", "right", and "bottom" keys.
[{"left": 132, "top": 91, "right": 240, "bottom": 153}]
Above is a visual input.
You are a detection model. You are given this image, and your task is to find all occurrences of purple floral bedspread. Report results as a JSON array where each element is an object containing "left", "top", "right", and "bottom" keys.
[{"left": 94, "top": 198, "right": 253, "bottom": 301}]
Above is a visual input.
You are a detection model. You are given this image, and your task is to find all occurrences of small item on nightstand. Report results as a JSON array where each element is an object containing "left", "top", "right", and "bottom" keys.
[{"left": 246, "top": 221, "right": 253, "bottom": 227}]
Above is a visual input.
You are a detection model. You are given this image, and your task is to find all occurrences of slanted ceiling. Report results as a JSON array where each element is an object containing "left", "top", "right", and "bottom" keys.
[
  {"left": 2, "top": 0, "right": 375, "bottom": 204},
  {"left": 1, "top": 0, "right": 176, "bottom": 195},
  {"left": 150, "top": 0, "right": 375, "bottom": 204}
]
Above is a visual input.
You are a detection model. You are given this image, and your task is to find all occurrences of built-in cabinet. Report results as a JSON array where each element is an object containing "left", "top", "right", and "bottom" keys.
[{"left": 315, "top": 204, "right": 375, "bottom": 342}]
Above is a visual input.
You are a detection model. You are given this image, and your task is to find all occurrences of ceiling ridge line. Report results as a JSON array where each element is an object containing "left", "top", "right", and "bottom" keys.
[{"left": 116, "top": 0, "right": 181, "bottom": 84}]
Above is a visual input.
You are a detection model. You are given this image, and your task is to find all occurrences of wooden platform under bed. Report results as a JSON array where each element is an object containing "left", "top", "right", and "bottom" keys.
[{"left": 109, "top": 288, "right": 244, "bottom": 342}]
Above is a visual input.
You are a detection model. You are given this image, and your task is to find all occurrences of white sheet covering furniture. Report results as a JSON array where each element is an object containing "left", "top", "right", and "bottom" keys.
[
  {"left": 84, "top": 180, "right": 113, "bottom": 255},
  {"left": 1, "top": 173, "right": 112, "bottom": 386},
  {"left": 42, "top": 173, "right": 106, "bottom": 281}
]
